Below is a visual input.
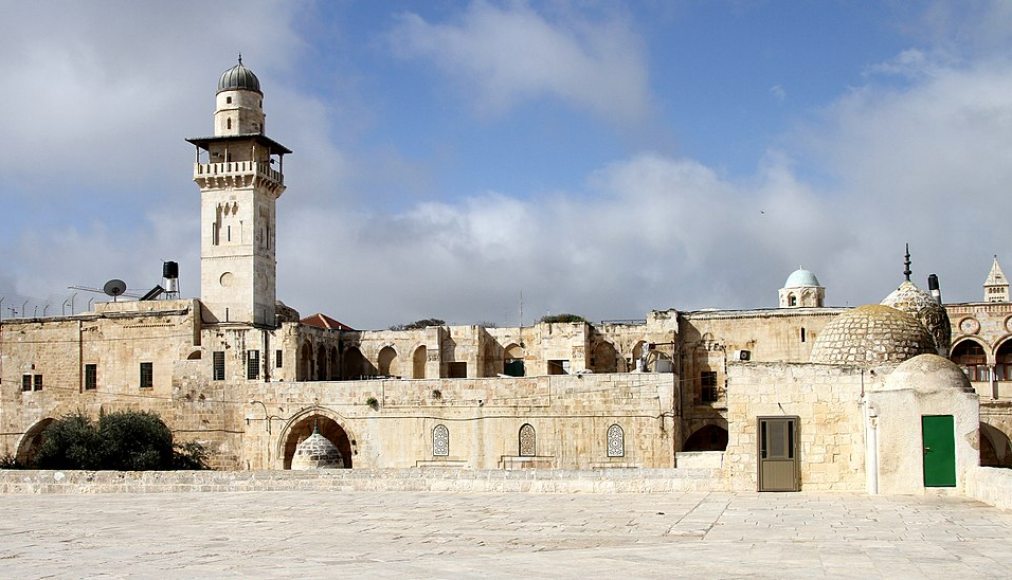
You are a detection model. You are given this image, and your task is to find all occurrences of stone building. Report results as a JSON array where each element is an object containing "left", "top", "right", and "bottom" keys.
[{"left": 1, "top": 61, "right": 1008, "bottom": 494}]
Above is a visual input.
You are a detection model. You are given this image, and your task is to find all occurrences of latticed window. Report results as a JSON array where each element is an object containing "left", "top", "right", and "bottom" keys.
[
  {"left": 519, "top": 423, "right": 536, "bottom": 457},
  {"left": 212, "top": 351, "right": 225, "bottom": 381},
  {"left": 607, "top": 424, "right": 625, "bottom": 457},
  {"left": 247, "top": 350, "right": 260, "bottom": 380},
  {"left": 432, "top": 424, "right": 449, "bottom": 456}
]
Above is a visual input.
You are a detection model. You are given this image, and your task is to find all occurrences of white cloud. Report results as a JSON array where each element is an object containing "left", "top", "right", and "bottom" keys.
[{"left": 388, "top": 1, "right": 652, "bottom": 123}]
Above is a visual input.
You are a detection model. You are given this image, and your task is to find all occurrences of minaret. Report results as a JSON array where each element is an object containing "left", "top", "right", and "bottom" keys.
[
  {"left": 984, "top": 255, "right": 1009, "bottom": 303},
  {"left": 187, "top": 57, "right": 290, "bottom": 326}
]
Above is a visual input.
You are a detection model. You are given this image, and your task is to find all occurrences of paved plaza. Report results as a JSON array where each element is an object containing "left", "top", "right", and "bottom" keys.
[{"left": 1, "top": 490, "right": 1011, "bottom": 578}]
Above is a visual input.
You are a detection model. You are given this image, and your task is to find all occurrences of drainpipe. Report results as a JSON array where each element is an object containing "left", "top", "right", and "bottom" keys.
[{"left": 865, "top": 400, "right": 879, "bottom": 495}]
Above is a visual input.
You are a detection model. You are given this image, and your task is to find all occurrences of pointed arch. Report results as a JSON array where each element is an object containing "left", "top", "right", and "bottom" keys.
[
  {"left": 606, "top": 424, "right": 625, "bottom": 457},
  {"left": 518, "top": 423, "right": 536, "bottom": 457},
  {"left": 432, "top": 424, "right": 449, "bottom": 456}
]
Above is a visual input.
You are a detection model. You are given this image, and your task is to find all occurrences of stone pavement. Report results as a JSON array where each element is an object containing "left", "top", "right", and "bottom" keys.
[{"left": 1, "top": 491, "right": 1011, "bottom": 578}]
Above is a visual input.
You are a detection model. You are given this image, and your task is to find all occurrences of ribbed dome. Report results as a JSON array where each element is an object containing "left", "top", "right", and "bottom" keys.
[
  {"left": 784, "top": 268, "right": 821, "bottom": 288},
  {"left": 810, "top": 304, "right": 935, "bottom": 366},
  {"left": 291, "top": 428, "right": 344, "bottom": 470},
  {"left": 881, "top": 281, "right": 951, "bottom": 355},
  {"left": 217, "top": 60, "right": 261, "bottom": 94}
]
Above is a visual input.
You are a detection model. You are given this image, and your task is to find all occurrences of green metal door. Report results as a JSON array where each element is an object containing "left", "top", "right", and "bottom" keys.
[{"left": 922, "top": 415, "right": 956, "bottom": 487}]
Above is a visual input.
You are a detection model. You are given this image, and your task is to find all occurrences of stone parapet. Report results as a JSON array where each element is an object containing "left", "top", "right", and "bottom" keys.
[
  {"left": 0, "top": 468, "right": 722, "bottom": 495},
  {"left": 965, "top": 466, "right": 1012, "bottom": 511}
]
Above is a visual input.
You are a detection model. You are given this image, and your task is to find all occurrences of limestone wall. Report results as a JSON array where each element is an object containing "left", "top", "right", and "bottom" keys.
[
  {"left": 724, "top": 362, "right": 868, "bottom": 491},
  {"left": 965, "top": 466, "right": 1012, "bottom": 511}
]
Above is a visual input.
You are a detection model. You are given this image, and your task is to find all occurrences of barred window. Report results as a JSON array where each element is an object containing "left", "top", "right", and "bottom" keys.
[
  {"left": 33, "top": 375, "right": 43, "bottom": 391},
  {"left": 21, "top": 375, "right": 31, "bottom": 392},
  {"left": 276, "top": 349, "right": 283, "bottom": 368},
  {"left": 212, "top": 351, "right": 225, "bottom": 381},
  {"left": 701, "top": 371, "right": 718, "bottom": 403},
  {"left": 139, "top": 362, "right": 153, "bottom": 389},
  {"left": 85, "top": 364, "right": 97, "bottom": 390},
  {"left": 247, "top": 350, "right": 260, "bottom": 380}
]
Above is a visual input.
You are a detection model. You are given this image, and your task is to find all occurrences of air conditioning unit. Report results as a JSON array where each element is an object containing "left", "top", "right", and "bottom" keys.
[{"left": 734, "top": 349, "right": 751, "bottom": 362}]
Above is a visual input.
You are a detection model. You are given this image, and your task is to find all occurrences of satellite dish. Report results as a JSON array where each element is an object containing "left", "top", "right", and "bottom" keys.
[{"left": 103, "top": 279, "right": 127, "bottom": 299}]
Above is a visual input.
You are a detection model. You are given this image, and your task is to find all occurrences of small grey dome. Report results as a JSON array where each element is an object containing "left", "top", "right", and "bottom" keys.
[
  {"left": 784, "top": 268, "right": 821, "bottom": 288},
  {"left": 291, "top": 428, "right": 344, "bottom": 470},
  {"left": 217, "top": 59, "right": 261, "bottom": 94}
]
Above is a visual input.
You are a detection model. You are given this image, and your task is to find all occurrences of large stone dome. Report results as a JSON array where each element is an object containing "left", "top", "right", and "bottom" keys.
[
  {"left": 878, "top": 354, "right": 974, "bottom": 393},
  {"left": 291, "top": 428, "right": 344, "bottom": 470},
  {"left": 810, "top": 304, "right": 936, "bottom": 366},
  {"left": 880, "top": 281, "right": 951, "bottom": 355},
  {"left": 217, "top": 60, "right": 261, "bottom": 94}
]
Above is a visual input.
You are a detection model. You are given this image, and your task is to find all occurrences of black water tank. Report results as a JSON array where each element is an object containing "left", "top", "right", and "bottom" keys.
[{"left": 163, "top": 261, "right": 179, "bottom": 279}]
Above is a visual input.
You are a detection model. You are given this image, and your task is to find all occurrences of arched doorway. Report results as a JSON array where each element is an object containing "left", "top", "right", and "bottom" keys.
[
  {"left": 281, "top": 414, "right": 353, "bottom": 469},
  {"left": 995, "top": 340, "right": 1012, "bottom": 381},
  {"left": 329, "top": 347, "right": 339, "bottom": 380},
  {"left": 16, "top": 418, "right": 55, "bottom": 467},
  {"left": 504, "top": 343, "right": 525, "bottom": 377},
  {"left": 299, "top": 341, "right": 312, "bottom": 381},
  {"left": 591, "top": 342, "right": 618, "bottom": 373},
  {"left": 683, "top": 425, "right": 729, "bottom": 452},
  {"left": 980, "top": 422, "right": 1012, "bottom": 467},
  {"left": 342, "top": 347, "right": 365, "bottom": 380},
  {"left": 413, "top": 346, "right": 427, "bottom": 379},
  {"left": 950, "top": 339, "right": 988, "bottom": 381},
  {"left": 378, "top": 346, "right": 399, "bottom": 377},
  {"left": 316, "top": 344, "right": 328, "bottom": 381}
]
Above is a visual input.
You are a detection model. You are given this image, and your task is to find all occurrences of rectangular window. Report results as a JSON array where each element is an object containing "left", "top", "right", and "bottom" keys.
[
  {"left": 247, "top": 350, "right": 260, "bottom": 380},
  {"left": 701, "top": 371, "right": 718, "bottom": 402},
  {"left": 276, "top": 349, "right": 283, "bottom": 368},
  {"left": 139, "top": 362, "right": 153, "bottom": 389},
  {"left": 85, "top": 364, "right": 97, "bottom": 390},
  {"left": 33, "top": 375, "right": 43, "bottom": 391},
  {"left": 212, "top": 351, "right": 225, "bottom": 381},
  {"left": 22, "top": 375, "right": 31, "bottom": 392}
]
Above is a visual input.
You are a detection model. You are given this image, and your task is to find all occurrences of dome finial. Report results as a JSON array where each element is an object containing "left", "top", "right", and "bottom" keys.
[
  {"left": 238, "top": 52, "right": 243, "bottom": 65},
  {"left": 903, "top": 243, "right": 912, "bottom": 282}
]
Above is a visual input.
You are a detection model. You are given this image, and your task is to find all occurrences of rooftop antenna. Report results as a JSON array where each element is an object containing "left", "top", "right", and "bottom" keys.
[{"left": 903, "top": 243, "right": 912, "bottom": 282}]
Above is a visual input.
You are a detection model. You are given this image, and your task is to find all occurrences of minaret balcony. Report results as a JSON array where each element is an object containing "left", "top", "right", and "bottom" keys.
[{"left": 194, "top": 161, "right": 285, "bottom": 195}]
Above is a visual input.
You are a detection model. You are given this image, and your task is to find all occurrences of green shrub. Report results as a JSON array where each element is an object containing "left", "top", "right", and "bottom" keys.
[
  {"left": 539, "top": 313, "right": 587, "bottom": 324},
  {"left": 28, "top": 410, "right": 209, "bottom": 471}
]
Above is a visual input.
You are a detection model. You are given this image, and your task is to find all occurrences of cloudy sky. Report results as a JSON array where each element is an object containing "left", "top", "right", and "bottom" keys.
[{"left": 1, "top": 1, "right": 1010, "bottom": 329}]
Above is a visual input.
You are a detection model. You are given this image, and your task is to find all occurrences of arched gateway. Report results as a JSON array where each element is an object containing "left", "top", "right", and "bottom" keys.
[{"left": 279, "top": 414, "right": 354, "bottom": 469}]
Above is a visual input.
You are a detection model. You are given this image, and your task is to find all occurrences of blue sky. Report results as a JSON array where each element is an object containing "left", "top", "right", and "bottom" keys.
[{"left": 2, "top": 1, "right": 1011, "bottom": 328}]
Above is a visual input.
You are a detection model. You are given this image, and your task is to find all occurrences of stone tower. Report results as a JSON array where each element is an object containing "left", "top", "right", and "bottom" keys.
[
  {"left": 187, "top": 58, "right": 290, "bottom": 326},
  {"left": 984, "top": 256, "right": 1009, "bottom": 303},
  {"left": 779, "top": 268, "right": 825, "bottom": 308}
]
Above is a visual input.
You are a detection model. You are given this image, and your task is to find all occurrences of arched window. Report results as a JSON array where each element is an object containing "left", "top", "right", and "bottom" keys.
[
  {"left": 800, "top": 327, "right": 806, "bottom": 343},
  {"left": 607, "top": 424, "right": 625, "bottom": 457},
  {"left": 996, "top": 340, "right": 1012, "bottom": 381},
  {"left": 951, "top": 340, "right": 988, "bottom": 381},
  {"left": 518, "top": 424, "right": 536, "bottom": 457},
  {"left": 226, "top": 117, "right": 232, "bottom": 130},
  {"left": 788, "top": 294, "right": 797, "bottom": 307},
  {"left": 432, "top": 424, "right": 449, "bottom": 457}
]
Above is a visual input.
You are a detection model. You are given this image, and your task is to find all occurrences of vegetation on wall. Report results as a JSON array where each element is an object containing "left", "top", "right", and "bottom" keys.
[
  {"left": 4, "top": 411, "right": 209, "bottom": 471},
  {"left": 389, "top": 318, "right": 446, "bottom": 331},
  {"left": 539, "top": 313, "right": 587, "bottom": 324}
]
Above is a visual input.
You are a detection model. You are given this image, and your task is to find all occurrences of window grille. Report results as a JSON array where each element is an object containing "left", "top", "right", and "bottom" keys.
[
  {"left": 519, "top": 424, "right": 536, "bottom": 457},
  {"left": 21, "top": 375, "right": 31, "bottom": 392},
  {"left": 247, "top": 350, "right": 260, "bottom": 380},
  {"left": 213, "top": 351, "right": 225, "bottom": 381},
  {"left": 85, "top": 364, "right": 97, "bottom": 390},
  {"left": 432, "top": 424, "right": 449, "bottom": 457},
  {"left": 139, "top": 362, "right": 153, "bottom": 389},
  {"left": 701, "top": 371, "right": 718, "bottom": 402},
  {"left": 607, "top": 424, "right": 625, "bottom": 457},
  {"left": 33, "top": 375, "right": 43, "bottom": 391}
]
